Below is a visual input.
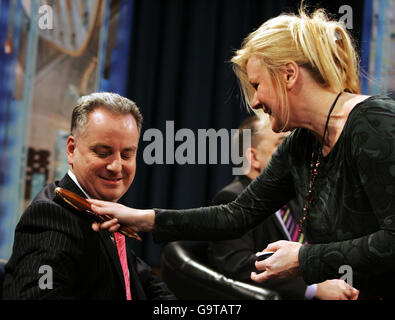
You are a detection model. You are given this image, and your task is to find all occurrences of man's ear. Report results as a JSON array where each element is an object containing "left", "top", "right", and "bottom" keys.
[
  {"left": 245, "top": 147, "right": 259, "bottom": 169},
  {"left": 283, "top": 61, "right": 299, "bottom": 89},
  {"left": 66, "top": 135, "right": 76, "bottom": 167}
]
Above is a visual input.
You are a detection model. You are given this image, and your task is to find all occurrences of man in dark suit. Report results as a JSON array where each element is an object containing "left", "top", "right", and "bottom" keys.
[
  {"left": 208, "top": 116, "right": 359, "bottom": 300},
  {"left": 3, "top": 92, "right": 176, "bottom": 300}
]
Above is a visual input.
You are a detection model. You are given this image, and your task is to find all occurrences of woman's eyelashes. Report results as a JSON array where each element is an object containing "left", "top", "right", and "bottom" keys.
[{"left": 250, "top": 82, "right": 259, "bottom": 91}]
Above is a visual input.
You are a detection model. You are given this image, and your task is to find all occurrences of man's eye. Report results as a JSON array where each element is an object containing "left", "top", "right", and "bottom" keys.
[
  {"left": 121, "top": 153, "right": 133, "bottom": 160},
  {"left": 95, "top": 150, "right": 110, "bottom": 158},
  {"left": 97, "top": 153, "right": 109, "bottom": 158}
]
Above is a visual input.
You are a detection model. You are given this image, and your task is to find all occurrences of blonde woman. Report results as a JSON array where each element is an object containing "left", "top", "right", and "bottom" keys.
[{"left": 89, "top": 8, "right": 395, "bottom": 299}]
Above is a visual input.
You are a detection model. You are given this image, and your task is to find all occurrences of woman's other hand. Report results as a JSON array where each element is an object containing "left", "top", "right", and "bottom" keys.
[{"left": 251, "top": 240, "right": 302, "bottom": 282}]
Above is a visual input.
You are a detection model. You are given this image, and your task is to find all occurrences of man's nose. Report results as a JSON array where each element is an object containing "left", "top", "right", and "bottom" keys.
[{"left": 106, "top": 156, "right": 122, "bottom": 172}]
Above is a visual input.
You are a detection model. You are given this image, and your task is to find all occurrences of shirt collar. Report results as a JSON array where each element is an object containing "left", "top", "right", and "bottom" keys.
[{"left": 67, "top": 169, "right": 90, "bottom": 199}]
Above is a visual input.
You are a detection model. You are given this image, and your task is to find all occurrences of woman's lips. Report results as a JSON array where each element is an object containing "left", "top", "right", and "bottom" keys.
[{"left": 263, "top": 105, "right": 272, "bottom": 115}]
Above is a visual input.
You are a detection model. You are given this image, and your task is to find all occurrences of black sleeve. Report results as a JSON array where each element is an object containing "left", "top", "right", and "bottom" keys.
[
  {"left": 134, "top": 256, "right": 177, "bottom": 300},
  {"left": 211, "top": 190, "right": 239, "bottom": 206},
  {"left": 152, "top": 138, "right": 296, "bottom": 243}
]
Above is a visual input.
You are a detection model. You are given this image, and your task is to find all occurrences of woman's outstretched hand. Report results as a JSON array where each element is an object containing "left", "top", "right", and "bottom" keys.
[{"left": 87, "top": 199, "right": 155, "bottom": 233}]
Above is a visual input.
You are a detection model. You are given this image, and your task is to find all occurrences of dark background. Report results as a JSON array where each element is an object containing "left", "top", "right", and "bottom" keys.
[{"left": 120, "top": 0, "right": 365, "bottom": 264}]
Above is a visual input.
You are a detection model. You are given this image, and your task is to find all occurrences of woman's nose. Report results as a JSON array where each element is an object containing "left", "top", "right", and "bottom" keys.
[{"left": 251, "top": 92, "right": 261, "bottom": 110}]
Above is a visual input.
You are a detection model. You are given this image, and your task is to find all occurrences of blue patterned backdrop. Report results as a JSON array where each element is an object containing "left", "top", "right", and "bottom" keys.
[
  {"left": 0, "top": 0, "right": 26, "bottom": 260},
  {"left": 0, "top": 0, "right": 134, "bottom": 260}
]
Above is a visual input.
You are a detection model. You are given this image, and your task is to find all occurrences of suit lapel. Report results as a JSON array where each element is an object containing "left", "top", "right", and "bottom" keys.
[
  {"left": 56, "top": 174, "right": 87, "bottom": 199},
  {"left": 56, "top": 174, "right": 128, "bottom": 297}
]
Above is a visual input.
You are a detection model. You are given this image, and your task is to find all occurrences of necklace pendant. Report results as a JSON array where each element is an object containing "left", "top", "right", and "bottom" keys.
[{"left": 305, "top": 193, "right": 313, "bottom": 202}]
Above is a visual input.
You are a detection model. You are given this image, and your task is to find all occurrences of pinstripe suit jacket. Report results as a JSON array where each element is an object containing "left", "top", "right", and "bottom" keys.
[{"left": 3, "top": 174, "right": 175, "bottom": 300}]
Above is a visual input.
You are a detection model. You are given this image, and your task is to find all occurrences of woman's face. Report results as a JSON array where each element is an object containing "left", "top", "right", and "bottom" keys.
[{"left": 246, "top": 55, "right": 286, "bottom": 133}]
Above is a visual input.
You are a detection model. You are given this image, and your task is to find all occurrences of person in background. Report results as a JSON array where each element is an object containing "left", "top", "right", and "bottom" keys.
[
  {"left": 3, "top": 92, "right": 176, "bottom": 300},
  {"left": 208, "top": 115, "right": 358, "bottom": 300}
]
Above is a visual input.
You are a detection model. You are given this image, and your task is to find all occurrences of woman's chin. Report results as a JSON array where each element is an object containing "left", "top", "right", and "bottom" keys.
[{"left": 270, "top": 118, "right": 282, "bottom": 133}]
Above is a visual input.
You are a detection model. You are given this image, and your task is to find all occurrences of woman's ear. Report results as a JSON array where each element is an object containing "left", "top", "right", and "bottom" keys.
[{"left": 283, "top": 61, "right": 299, "bottom": 89}]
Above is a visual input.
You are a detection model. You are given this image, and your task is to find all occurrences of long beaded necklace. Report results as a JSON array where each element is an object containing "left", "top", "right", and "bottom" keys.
[{"left": 298, "top": 92, "right": 342, "bottom": 233}]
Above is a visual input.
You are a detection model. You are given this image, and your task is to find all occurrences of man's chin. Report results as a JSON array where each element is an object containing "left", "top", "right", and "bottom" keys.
[
  {"left": 92, "top": 182, "right": 131, "bottom": 202},
  {"left": 96, "top": 192, "right": 122, "bottom": 203}
]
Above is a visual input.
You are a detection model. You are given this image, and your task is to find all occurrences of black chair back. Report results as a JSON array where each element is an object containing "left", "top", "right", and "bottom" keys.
[{"left": 161, "top": 241, "right": 281, "bottom": 300}]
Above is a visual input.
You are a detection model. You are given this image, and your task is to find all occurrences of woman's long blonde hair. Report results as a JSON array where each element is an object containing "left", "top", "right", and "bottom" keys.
[{"left": 231, "top": 6, "right": 360, "bottom": 129}]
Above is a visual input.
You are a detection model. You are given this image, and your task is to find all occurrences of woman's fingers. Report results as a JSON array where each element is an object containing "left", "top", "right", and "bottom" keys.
[
  {"left": 92, "top": 222, "right": 100, "bottom": 232},
  {"left": 88, "top": 199, "right": 120, "bottom": 212},
  {"left": 91, "top": 218, "right": 119, "bottom": 233},
  {"left": 251, "top": 270, "right": 270, "bottom": 283},
  {"left": 252, "top": 240, "right": 302, "bottom": 283},
  {"left": 99, "top": 218, "right": 119, "bottom": 229},
  {"left": 265, "top": 240, "right": 288, "bottom": 251},
  {"left": 90, "top": 204, "right": 104, "bottom": 214},
  {"left": 108, "top": 223, "right": 121, "bottom": 233},
  {"left": 87, "top": 198, "right": 108, "bottom": 207},
  {"left": 88, "top": 200, "right": 127, "bottom": 220},
  {"left": 345, "top": 283, "right": 359, "bottom": 300}
]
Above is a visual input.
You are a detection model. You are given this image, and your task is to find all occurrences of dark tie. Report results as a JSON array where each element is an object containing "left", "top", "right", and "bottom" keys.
[
  {"left": 280, "top": 206, "right": 306, "bottom": 244},
  {"left": 114, "top": 232, "right": 132, "bottom": 300}
]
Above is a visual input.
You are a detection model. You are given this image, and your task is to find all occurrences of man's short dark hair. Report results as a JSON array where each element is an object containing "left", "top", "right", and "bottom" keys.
[
  {"left": 235, "top": 115, "right": 270, "bottom": 158},
  {"left": 71, "top": 92, "right": 143, "bottom": 136}
]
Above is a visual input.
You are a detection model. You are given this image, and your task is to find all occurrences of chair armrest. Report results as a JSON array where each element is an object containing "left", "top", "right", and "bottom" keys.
[{"left": 161, "top": 241, "right": 281, "bottom": 300}]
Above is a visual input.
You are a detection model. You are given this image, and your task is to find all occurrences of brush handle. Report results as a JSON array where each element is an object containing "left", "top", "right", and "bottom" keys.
[{"left": 54, "top": 187, "right": 142, "bottom": 241}]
